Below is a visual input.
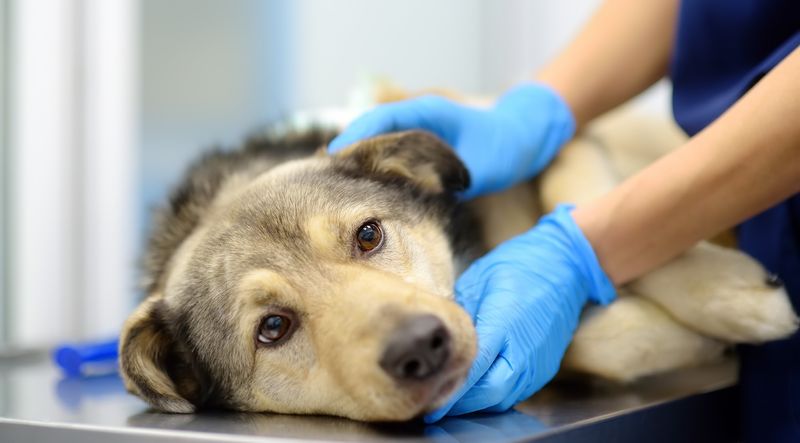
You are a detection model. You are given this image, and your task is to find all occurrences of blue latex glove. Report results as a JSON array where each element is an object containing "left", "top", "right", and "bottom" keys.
[
  {"left": 328, "top": 83, "right": 575, "bottom": 199},
  {"left": 425, "top": 205, "right": 616, "bottom": 422}
]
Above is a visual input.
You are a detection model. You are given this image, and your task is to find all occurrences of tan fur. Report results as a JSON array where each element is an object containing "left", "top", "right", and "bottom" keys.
[
  {"left": 563, "top": 291, "right": 726, "bottom": 382},
  {"left": 306, "top": 215, "right": 343, "bottom": 259},
  {"left": 587, "top": 106, "right": 688, "bottom": 179},
  {"left": 225, "top": 262, "right": 475, "bottom": 420},
  {"left": 539, "top": 136, "right": 618, "bottom": 212},
  {"left": 121, "top": 130, "right": 477, "bottom": 421},
  {"left": 630, "top": 241, "right": 799, "bottom": 343},
  {"left": 470, "top": 181, "right": 541, "bottom": 249}
]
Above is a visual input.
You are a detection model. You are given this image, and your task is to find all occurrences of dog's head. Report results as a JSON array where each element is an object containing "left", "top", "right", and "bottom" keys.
[{"left": 120, "top": 130, "right": 478, "bottom": 421}]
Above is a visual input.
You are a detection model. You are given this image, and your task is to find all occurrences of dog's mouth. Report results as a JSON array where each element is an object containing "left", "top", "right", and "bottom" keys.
[
  {"left": 427, "top": 373, "right": 462, "bottom": 409},
  {"left": 412, "top": 356, "right": 472, "bottom": 414}
]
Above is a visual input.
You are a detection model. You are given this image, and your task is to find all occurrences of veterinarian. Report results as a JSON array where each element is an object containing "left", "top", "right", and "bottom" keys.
[{"left": 329, "top": 0, "right": 800, "bottom": 439}]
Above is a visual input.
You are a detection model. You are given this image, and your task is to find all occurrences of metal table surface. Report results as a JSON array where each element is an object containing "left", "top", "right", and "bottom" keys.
[{"left": 0, "top": 351, "right": 740, "bottom": 442}]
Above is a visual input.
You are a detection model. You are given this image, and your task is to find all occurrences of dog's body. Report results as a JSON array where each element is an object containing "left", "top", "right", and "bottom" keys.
[{"left": 121, "top": 105, "right": 798, "bottom": 421}]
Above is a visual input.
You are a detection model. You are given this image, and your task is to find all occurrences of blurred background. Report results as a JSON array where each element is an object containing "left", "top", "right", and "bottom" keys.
[{"left": 0, "top": 0, "right": 670, "bottom": 350}]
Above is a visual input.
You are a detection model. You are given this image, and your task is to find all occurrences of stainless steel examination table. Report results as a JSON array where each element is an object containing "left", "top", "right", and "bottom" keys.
[{"left": 0, "top": 351, "right": 740, "bottom": 442}]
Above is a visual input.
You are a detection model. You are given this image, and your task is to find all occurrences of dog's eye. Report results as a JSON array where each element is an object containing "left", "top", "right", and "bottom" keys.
[
  {"left": 258, "top": 315, "right": 292, "bottom": 344},
  {"left": 356, "top": 221, "right": 383, "bottom": 253}
]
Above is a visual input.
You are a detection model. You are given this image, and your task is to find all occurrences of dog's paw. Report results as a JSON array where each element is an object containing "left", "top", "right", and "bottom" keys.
[
  {"left": 563, "top": 294, "right": 725, "bottom": 382},
  {"left": 629, "top": 242, "right": 799, "bottom": 343}
]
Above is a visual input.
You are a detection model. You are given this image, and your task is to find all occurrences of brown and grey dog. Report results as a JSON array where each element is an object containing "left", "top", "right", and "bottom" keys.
[
  {"left": 121, "top": 130, "right": 483, "bottom": 421},
  {"left": 121, "top": 109, "right": 799, "bottom": 421}
]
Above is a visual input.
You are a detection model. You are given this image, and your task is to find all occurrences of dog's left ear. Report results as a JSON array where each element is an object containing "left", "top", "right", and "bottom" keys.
[
  {"left": 331, "top": 130, "right": 470, "bottom": 194},
  {"left": 118, "top": 297, "right": 211, "bottom": 413}
]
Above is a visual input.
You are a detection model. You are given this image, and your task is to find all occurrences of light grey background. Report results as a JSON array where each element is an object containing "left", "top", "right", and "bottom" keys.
[{"left": 138, "top": 0, "right": 606, "bottom": 228}]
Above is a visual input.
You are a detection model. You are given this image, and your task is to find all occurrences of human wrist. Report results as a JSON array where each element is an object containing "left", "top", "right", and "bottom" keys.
[{"left": 541, "top": 205, "right": 616, "bottom": 305}]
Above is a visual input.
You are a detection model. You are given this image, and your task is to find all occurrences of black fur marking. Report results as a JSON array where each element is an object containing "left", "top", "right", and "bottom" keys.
[
  {"left": 155, "top": 302, "right": 222, "bottom": 410},
  {"left": 119, "top": 299, "right": 180, "bottom": 406},
  {"left": 331, "top": 130, "right": 470, "bottom": 195}
]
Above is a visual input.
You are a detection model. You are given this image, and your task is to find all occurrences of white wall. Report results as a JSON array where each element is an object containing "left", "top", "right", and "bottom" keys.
[
  {"left": 138, "top": 0, "right": 494, "bottom": 252},
  {"left": 9, "top": 0, "right": 82, "bottom": 346},
  {"left": 0, "top": 0, "right": 8, "bottom": 346},
  {"left": 80, "top": 0, "right": 138, "bottom": 342},
  {"left": 480, "top": 1, "right": 602, "bottom": 90},
  {"left": 284, "top": 0, "right": 486, "bottom": 107},
  {"left": 138, "top": 0, "right": 624, "bottom": 214},
  {"left": 8, "top": 0, "right": 137, "bottom": 347}
]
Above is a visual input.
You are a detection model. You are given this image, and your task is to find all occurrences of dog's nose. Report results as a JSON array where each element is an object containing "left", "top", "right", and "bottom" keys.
[{"left": 380, "top": 314, "right": 451, "bottom": 380}]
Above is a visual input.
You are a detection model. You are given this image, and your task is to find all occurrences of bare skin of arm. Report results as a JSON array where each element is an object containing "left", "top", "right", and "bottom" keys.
[
  {"left": 537, "top": 0, "right": 679, "bottom": 127},
  {"left": 573, "top": 46, "right": 800, "bottom": 284}
]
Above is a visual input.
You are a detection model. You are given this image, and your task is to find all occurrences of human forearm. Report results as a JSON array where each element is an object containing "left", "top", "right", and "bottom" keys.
[
  {"left": 574, "top": 46, "right": 800, "bottom": 284},
  {"left": 537, "top": 0, "right": 679, "bottom": 127}
]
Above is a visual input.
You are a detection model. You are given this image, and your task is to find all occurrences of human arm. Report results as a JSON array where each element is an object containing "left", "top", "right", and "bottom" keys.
[
  {"left": 574, "top": 45, "right": 800, "bottom": 284},
  {"left": 537, "top": 0, "right": 679, "bottom": 127}
]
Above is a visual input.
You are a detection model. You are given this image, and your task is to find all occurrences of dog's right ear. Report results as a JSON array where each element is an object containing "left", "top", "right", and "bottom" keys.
[
  {"left": 331, "top": 130, "right": 470, "bottom": 194},
  {"left": 119, "top": 297, "right": 207, "bottom": 413}
]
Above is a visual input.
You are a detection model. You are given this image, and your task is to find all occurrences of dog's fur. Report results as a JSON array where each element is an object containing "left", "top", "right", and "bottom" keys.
[
  {"left": 121, "top": 130, "right": 484, "bottom": 420},
  {"left": 121, "top": 105, "right": 799, "bottom": 421}
]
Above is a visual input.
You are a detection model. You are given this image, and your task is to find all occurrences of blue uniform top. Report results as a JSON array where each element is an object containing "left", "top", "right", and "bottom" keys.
[{"left": 670, "top": 1, "right": 799, "bottom": 441}]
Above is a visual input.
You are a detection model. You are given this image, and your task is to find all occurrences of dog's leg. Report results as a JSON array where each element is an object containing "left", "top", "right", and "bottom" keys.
[
  {"left": 586, "top": 105, "right": 687, "bottom": 179},
  {"left": 628, "top": 241, "right": 799, "bottom": 343},
  {"left": 542, "top": 120, "right": 796, "bottom": 383},
  {"left": 563, "top": 291, "right": 726, "bottom": 382},
  {"left": 540, "top": 134, "right": 727, "bottom": 381}
]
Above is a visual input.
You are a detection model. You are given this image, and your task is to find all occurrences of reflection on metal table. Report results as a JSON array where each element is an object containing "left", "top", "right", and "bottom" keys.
[{"left": 0, "top": 351, "right": 740, "bottom": 442}]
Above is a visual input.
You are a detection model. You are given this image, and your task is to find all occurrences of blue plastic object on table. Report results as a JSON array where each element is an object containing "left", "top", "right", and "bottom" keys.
[{"left": 53, "top": 338, "right": 120, "bottom": 377}]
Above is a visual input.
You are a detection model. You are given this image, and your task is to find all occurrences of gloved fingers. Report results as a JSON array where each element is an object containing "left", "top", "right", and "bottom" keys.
[
  {"left": 453, "top": 273, "right": 487, "bottom": 320},
  {"left": 482, "top": 368, "right": 535, "bottom": 413},
  {"left": 454, "top": 260, "right": 525, "bottom": 320},
  {"left": 423, "top": 328, "right": 505, "bottom": 423},
  {"left": 446, "top": 354, "right": 519, "bottom": 416},
  {"left": 327, "top": 105, "right": 399, "bottom": 152},
  {"left": 454, "top": 135, "right": 515, "bottom": 200},
  {"left": 327, "top": 96, "right": 455, "bottom": 152}
]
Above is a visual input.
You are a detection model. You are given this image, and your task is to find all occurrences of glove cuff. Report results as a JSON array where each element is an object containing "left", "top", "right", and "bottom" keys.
[
  {"left": 494, "top": 83, "right": 577, "bottom": 176},
  {"left": 541, "top": 205, "right": 616, "bottom": 305}
]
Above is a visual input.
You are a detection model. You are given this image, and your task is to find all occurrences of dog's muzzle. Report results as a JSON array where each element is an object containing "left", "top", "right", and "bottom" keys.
[{"left": 379, "top": 314, "right": 451, "bottom": 381}]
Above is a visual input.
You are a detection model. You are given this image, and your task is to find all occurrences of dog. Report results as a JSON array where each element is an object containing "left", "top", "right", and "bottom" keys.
[{"left": 120, "top": 105, "right": 798, "bottom": 421}]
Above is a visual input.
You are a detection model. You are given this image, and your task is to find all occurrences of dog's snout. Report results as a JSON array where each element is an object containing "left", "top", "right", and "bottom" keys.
[{"left": 380, "top": 315, "right": 451, "bottom": 381}]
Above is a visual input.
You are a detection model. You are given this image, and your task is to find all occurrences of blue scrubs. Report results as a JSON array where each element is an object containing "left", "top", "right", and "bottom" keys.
[{"left": 670, "top": 1, "right": 800, "bottom": 441}]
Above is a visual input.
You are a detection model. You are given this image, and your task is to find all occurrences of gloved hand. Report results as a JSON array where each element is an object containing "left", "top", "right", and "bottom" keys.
[
  {"left": 426, "top": 205, "right": 616, "bottom": 422},
  {"left": 328, "top": 83, "right": 575, "bottom": 199}
]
